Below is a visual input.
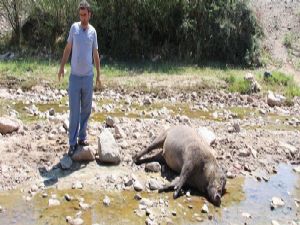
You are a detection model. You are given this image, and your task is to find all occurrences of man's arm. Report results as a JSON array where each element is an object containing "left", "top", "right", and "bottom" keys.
[
  {"left": 93, "top": 48, "right": 101, "bottom": 88},
  {"left": 58, "top": 42, "right": 72, "bottom": 81}
]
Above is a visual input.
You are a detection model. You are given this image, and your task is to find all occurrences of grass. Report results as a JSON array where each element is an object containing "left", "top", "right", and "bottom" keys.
[{"left": 0, "top": 58, "right": 299, "bottom": 99}]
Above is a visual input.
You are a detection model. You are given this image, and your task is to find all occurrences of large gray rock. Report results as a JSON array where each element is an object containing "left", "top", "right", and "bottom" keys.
[
  {"left": 267, "top": 91, "right": 286, "bottom": 107},
  {"left": 0, "top": 117, "right": 22, "bottom": 134},
  {"left": 72, "top": 146, "right": 95, "bottom": 162},
  {"left": 197, "top": 127, "right": 216, "bottom": 146},
  {"left": 98, "top": 129, "right": 121, "bottom": 164}
]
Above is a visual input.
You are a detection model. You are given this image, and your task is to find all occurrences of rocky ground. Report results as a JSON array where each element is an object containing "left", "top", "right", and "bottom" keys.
[{"left": 0, "top": 84, "right": 300, "bottom": 191}]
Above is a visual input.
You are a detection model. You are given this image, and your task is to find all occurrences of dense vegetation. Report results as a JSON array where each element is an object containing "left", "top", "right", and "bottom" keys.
[{"left": 1, "top": 0, "right": 262, "bottom": 65}]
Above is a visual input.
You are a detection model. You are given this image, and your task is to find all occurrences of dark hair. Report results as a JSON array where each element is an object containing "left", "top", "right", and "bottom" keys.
[{"left": 78, "top": 1, "right": 91, "bottom": 12}]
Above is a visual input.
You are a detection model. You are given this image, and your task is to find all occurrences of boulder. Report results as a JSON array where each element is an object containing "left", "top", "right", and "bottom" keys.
[
  {"left": 98, "top": 129, "right": 121, "bottom": 164},
  {"left": 72, "top": 146, "right": 95, "bottom": 162},
  {"left": 197, "top": 127, "right": 216, "bottom": 146},
  {"left": 267, "top": 91, "right": 286, "bottom": 107},
  {"left": 0, "top": 117, "right": 22, "bottom": 134}
]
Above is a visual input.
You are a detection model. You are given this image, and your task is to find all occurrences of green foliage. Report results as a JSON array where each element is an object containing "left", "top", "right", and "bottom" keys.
[
  {"left": 226, "top": 74, "right": 252, "bottom": 94},
  {"left": 14, "top": 0, "right": 263, "bottom": 65},
  {"left": 263, "top": 71, "right": 292, "bottom": 86}
]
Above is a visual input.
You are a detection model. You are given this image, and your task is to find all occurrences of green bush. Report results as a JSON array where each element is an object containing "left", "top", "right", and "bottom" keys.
[
  {"left": 226, "top": 74, "right": 252, "bottom": 94},
  {"left": 19, "top": 0, "right": 262, "bottom": 65}
]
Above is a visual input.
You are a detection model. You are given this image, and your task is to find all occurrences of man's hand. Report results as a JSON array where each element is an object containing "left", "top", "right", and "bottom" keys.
[
  {"left": 96, "top": 75, "right": 102, "bottom": 90},
  {"left": 58, "top": 67, "right": 65, "bottom": 82}
]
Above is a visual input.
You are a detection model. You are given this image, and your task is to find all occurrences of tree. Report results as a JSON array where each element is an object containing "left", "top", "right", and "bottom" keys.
[{"left": 0, "top": 0, "right": 29, "bottom": 46}]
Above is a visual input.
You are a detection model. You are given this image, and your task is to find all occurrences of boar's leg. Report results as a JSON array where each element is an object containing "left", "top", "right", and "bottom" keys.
[
  {"left": 134, "top": 151, "right": 165, "bottom": 165},
  {"left": 173, "top": 163, "right": 194, "bottom": 199},
  {"left": 133, "top": 129, "right": 167, "bottom": 163}
]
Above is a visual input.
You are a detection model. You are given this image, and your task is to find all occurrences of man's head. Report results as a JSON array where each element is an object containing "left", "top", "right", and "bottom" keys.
[{"left": 78, "top": 1, "right": 91, "bottom": 26}]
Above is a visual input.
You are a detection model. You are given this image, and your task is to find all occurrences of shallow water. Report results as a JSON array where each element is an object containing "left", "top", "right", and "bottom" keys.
[{"left": 0, "top": 164, "right": 299, "bottom": 225}]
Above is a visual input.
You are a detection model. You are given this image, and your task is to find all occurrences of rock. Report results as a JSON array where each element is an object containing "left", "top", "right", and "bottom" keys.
[
  {"left": 226, "top": 171, "right": 235, "bottom": 179},
  {"left": 133, "top": 180, "right": 144, "bottom": 192},
  {"left": 72, "top": 181, "right": 83, "bottom": 189},
  {"left": 65, "top": 194, "right": 73, "bottom": 201},
  {"left": 293, "top": 166, "right": 300, "bottom": 173},
  {"left": 143, "top": 97, "right": 152, "bottom": 105},
  {"left": 106, "top": 116, "right": 115, "bottom": 127},
  {"left": 279, "top": 142, "right": 297, "bottom": 155},
  {"left": 201, "top": 204, "right": 209, "bottom": 213},
  {"left": 145, "top": 162, "right": 161, "bottom": 173},
  {"left": 140, "top": 198, "right": 154, "bottom": 208},
  {"left": 49, "top": 108, "right": 55, "bottom": 116},
  {"left": 0, "top": 117, "right": 22, "bottom": 134},
  {"left": 242, "top": 212, "right": 251, "bottom": 218},
  {"left": 134, "top": 193, "right": 142, "bottom": 201},
  {"left": 71, "top": 146, "right": 95, "bottom": 162},
  {"left": 0, "top": 205, "right": 2, "bottom": 212},
  {"left": 114, "top": 125, "right": 126, "bottom": 139},
  {"left": 267, "top": 91, "right": 286, "bottom": 107},
  {"left": 49, "top": 198, "right": 60, "bottom": 207},
  {"left": 271, "top": 220, "right": 280, "bottom": 225},
  {"left": 63, "top": 119, "right": 69, "bottom": 131},
  {"left": 233, "top": 123, "right": 240, "bottom": 132},
  {"left": 271, "top": 197, "right": 285, "bottom": 209},
  {"left": 60, "top": 155, "right": 73, "bottom": 169},
  {"left": 66, "top": 216, "right": 84, "bottom": 225},
  {"left": 98, "top": 129, "right": 121, "bottom": 164},
  {"left": 42, "top": 193, "right": 48, "bottom": 198},
  {"left": 197, "top": 127, "right": 216, "bottom": 146},
  {"left": 259, "top": 109, "right": 267, "bottom": 115},
  {"left": 103, "top": 195, "right": 111, "bottom": 206},
  {"left": 79, "top": 202, "right": 91, "bottom": 210},
  {"left": 148, "top": 179, "right": 162, "bottom": 190},
  {"left": 238, "top": 149, "right": 251, "bottom": 157}
]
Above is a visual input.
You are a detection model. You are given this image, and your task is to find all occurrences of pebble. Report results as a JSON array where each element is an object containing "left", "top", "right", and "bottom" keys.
[
  {"left": 79, "top": 202, "right": 91, "bottom": 210},
  {"left": 103, "top": 195, "right": 111, "bottom": 206},
  {"left": 133, "top": 180, "right": 144, "bottom": 192},
  {"left": 65, "top": 194, "right": 73, "bottom": 201},
  {"left": 201, "top": 204, "right": 209, "bottom": 213},
  {"left": 72, "top": 181, "right": 83, "bottom": 189},
  {"left": 271, "top": 197, "right": 285, "bottom": 209},
  {"left": 49, "top": 198, "right": 60, "bottom": 207}
]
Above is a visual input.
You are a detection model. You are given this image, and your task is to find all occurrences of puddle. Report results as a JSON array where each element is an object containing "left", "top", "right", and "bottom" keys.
[{"left": 0, "top": 164, "right": 299, "bottom": 224}]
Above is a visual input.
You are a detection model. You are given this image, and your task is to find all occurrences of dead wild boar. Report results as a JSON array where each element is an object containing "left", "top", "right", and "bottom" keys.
[{"left": 133, "top": 125, "right": 226, "bottom": 206}]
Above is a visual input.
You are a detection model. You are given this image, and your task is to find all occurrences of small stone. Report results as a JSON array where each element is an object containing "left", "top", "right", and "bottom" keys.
[
  {"left": 238, "top": 149, "right": 250, "bottom": 157},
  {"left": 0, "top": 205, "right": 2, "bottom": 213},
  {"left": 30, "top": 184, "right": 39, "bottom": 193},
  {"left": 242, "top": 212, "right": 251, "bottom": 218},
  {"left": 171, "top": 211, "right": 176, "bottom": 216},
  {"left": 272, "top": 220, "right": 280, "bottom": 225},
  {"left": 148, "top": 178, "right": 162, "bottom": 190},
  {"left": 195, "top": 217, "right": 203, "bottom": 222},
  {"left": 293, "top": 166, "right": 300, "bottom": 173},
  {"left": 103, "top": 195, "right": 111, "bottom": 206},
  {"left": 133, "top": 180, "right": 144, "bottom": 192},
  {"left": 145, "top": 162, "right": 161, "bottom": 173},
  {"left": 72, "top": 181, "right": 83, "bottom": 189},
  {"left": 134, "top": 193, "right": 142, "bottom": 201},
  {"left": 79, "top": 202, "right": 91, "bottom": 210},
  {"left": 49, "top": 108, "right": 55, "bottom": 116},
  {"left": 65, "top": 194, "right": 73, "bottom": 201},
  {"left": 188, "top": 205, "right": 193, "bottom": 209},
  {"left": 271, "top": 197, "right": 285, "bottom": 209},
  {"left": 42, "top": 193, "right": 48, "bottom": 198},
  {"left": 201, "top": 204, "right": 209, "bottom": 213},
  {"left": 49, "top": 198, "right": 61, "bottom": 207},
  {"left": 66, "top": 217, "right": 84, "bottom": 225},
  {"left": 106, "top": 116, "right": 115, "bottom": 127},
  {"left": 226, "top": 171, "right": 235, "bottom": 179}
]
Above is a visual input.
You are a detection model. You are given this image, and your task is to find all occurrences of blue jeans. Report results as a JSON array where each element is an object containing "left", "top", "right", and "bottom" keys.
[{"left": 68, "top": 74, "right": 93, "bottom": 146}]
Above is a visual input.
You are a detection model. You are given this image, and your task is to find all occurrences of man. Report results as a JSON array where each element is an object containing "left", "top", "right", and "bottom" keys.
[{"left": 58, "top": 0, "right": 101, "bottom": 156}]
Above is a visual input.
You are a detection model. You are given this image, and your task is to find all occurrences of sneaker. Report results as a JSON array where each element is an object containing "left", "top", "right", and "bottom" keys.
[
  {"left": 68, "top": 145, "right": 77, "bottom": 156},
  {"left": 78, "top": 139, "right": 89, "bottom": 146}
]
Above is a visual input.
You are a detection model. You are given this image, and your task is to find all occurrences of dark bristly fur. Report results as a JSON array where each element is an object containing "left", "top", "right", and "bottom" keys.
[{"left": 133, "top": 125, "right": 226, "bottom": 206}]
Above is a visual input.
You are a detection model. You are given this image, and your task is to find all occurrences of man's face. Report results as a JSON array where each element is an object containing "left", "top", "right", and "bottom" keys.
[{"left": 79, "top": 8, "right": 90, "bottom": 26}]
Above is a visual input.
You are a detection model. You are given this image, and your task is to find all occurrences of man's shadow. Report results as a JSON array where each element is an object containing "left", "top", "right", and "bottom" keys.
[{"left": 38, "top": 145, "right": 94, "bottom": 187}]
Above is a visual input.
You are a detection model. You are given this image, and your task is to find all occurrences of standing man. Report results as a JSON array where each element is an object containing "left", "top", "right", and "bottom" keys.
[{"left": 58, "top": 0, "right": 101, "bottom": 156}]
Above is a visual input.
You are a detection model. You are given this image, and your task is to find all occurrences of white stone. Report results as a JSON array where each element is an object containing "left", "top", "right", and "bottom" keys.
[
  {"left": 98, "top": 129, "right": 121, "bottom": 164},
  {"left": 197, "top": 127, "right": 216, "bottom": 146}
]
